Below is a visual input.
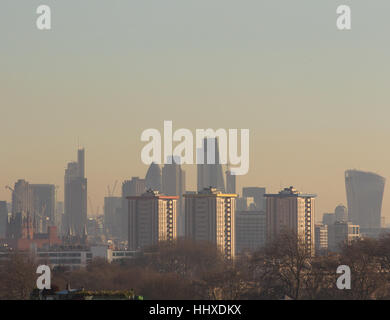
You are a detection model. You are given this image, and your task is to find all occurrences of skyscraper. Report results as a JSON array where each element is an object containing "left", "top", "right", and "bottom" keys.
[
  {"left": 64, "top": 148, "right": 87, "bottom": 237},
  {"left": 121, "top": 177, "right": 146, "bottom": 240},
  {"left": 104, "top": 196, "right": 122, "bottom": 238},
  {"left": 145, "top": 162, "right": 162, "bottom": 192},
  {"left": 55, "top": 201, "right": 64, "bottom": 234},
  {"left": 225, "top": 168, "right": 236, "bottom": 194},
  {"left": 242, "top": 187, "right": 266, "bottom": 211},
  {"left": 315, "top": 223, "right": 328, "bottom": 255},
  {"left": 127, "top": 190, "right": 178, "bottom": 251},
  {"left": 235, "top": 210, "right": 266, "bottom": 255},
  {"left": 30, "top": 184, "right": 55, "bottom": 233},
  {"left": 0, "top": 201, "right": 8, "bottom": 239},
  {"left": 9, "top": 179, "right": 34, "bottom": 239},
  {"left": 328, "top": 221, "right": 360, "bottom": 252},
  {"left": 345, "top": 170, "right": 385, "bottom": 229},
  {"left": 162, "top": 156, "right": 186, "bottom": 237},
  {"left": 197, "top": 138, "right": 225, "bottom": 192},
  {"left": 334, "top": 204, "right": 348, "bottom": 222},
  {"left": 184, "top": 187, "right": 237, "bottom": 259},
  {"left": 322, "top": 213, "right": 336, "bottom": 226},
  {"left": 265, "top": 186, "right": 316, "bottom": 255}
]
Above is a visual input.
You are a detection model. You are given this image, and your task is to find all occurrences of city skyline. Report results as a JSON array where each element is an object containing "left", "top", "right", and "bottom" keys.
[
  {"left": 0, "top": 145, "right": 388, "bottom": 224},
  {"left": 2, "top": 0, "right": 390, "bottom": 222}
]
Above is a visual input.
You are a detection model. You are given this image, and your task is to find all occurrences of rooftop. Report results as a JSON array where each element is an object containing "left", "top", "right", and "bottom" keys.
[{"left": 265, "top": 186, "right": 316, "bottom": 198}]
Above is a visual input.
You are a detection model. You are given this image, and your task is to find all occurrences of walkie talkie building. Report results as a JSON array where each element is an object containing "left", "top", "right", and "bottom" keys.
[{"left": 345, "top": 170, "right": 385, "bottom": 229}]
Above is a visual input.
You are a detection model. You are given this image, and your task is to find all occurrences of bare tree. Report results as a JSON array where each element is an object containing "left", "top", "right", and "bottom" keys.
[
  {"left": 251, "top": 230, "right": 312, "bottom": 300},
  {"left": 339, "top": 238, "right": 385, "bottom": 300},
  {"left": 0, "top": 253, "right": 37, "bottom": 300}
]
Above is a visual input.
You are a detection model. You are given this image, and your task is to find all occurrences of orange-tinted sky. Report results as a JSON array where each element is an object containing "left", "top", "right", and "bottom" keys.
[{"left": 1, "top": 1, "right": 390, "bottom": 223}]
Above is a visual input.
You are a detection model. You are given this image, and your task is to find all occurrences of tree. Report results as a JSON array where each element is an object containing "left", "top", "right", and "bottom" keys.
[
  {"left": 339, "top": 238, "right": 386, "bottom": 300},
  {"left": 0, "top": 253, "right": 37, "bottom": 300},
  {"left": 250, "top": 230, "right": 312, "bottom": 300}
]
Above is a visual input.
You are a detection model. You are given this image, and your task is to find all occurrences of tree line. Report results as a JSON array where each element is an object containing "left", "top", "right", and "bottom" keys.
[{"left": 2, "top": 231, "right": 390, "bottom": 299}]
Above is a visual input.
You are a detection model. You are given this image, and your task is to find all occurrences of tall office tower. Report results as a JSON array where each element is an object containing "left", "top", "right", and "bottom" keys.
[
  {"left": 122, "top": 177, "right": 146, "bottom": 197},
  {"left": 78, "top": 148, "right": 85, "bottom": 178},
  {"left": 328, "top": 221, "right": 360, "bottom": 252},
  {"left": 236, "top": 197, "right": 248, "bottom": 211},
  {"left": 265, "top": 186, "right": 316, "bottom": 255},
  {"left": 334, "top": 204, "right": 348, "bottom": 222},
  {"left": 184, "top": 187, "right": 237, "bottom": 259},
  {"left": 145, "top": 162, "right": 162, "bottom": 192},
  {"left": 315, "top": 224, "right": 328, "bottom": 255},
  {"left": 55, "top": 201, "right": 64, "bottom": 234},
  {"left": 162, "top": 156, "right": 186, "bottom": 237},
  {"left": 197, "top": 138, "right": 225, "bottom": 192},
  {"left": 0, "top": 201, "right": 8, "bottom": 239},
  {"left": 236, "top": 197, "right": 255, "bottom": 211},
  {"left": 9, "top": 179, "right": 34, "bottom": 239},
  {"left": 64, "top": 148, "right": 87, "bottom": 237},
  {"left": 30, "top": 184, "right": 55, "bottom": 233},
  {"left": 235, "top": 210, "right": 266, "bottom": 255},
  {"left": 322, "top": 213, "right": 336, "bottom": 225},
  {"left": 345, "top": 170, "right": 385, "bottom": 229},
  {"left": 6, "top": 202, "right": 11, "bottom": 214},
  {"left": 121, "top": 177, "right": 146, "bottom": 240},
  {"left": 127, "top": 190, "right": 178, "bottom": 251},
  {"left": 242, "top": 187, "right": 266, "bottom": 211},
  {"left": 104, "top": 196, "right": 122, "bottom": 238},
  {"left": 225, "top": 169, "right": 236, "bottom": 194}
]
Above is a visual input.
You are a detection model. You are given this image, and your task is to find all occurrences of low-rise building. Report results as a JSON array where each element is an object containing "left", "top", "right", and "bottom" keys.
[{"left": 328, "top": 221, "right": 360, "bottom": 252}]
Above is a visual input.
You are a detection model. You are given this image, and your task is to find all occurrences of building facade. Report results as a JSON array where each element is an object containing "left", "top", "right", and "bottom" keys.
[
  {"left": 127, "top": 190, "right": 178, "bottom": 251},
  {"left": 162, "top": 156, "right": 186, "bottom": 237},
  {"left": 145, "top": 162, "right": 162, "bottom": 192},
  {"left": 235, "top": 210, "right": 266, "bottom": 255},
  {"left": 322, "top": 213, "right": 336, "bottom": 226},
  {"left": 9, "top": 179, "right": 34, "bottom": 239},
  {"left": 334, "top": 204, "right": 348, "bottom": 222},
  {"left": 345, "top": 170, "right": 385, "bottom": 229},
  {"left": 225, "top": 169, "right": 236, "bottom": 194},
  {"left": 64, "top": 148, "right": 88, "bottom": 238},
  {"left": 0, "top": 201, "right": 8, "bottom": 239},
  {"left": 265, "top": 186, "right": 316, "bottom": 255},
  {"left": 315, "top": 223, "right": 328, "bottom": 255},
  {"left": 104, "top": 196, "right": 122, "bottom": 238},
  {"left": 242, "top": 187, "right": 266, "bottom": 211},
  {"left": 197, "top": 138, "right": 225, "bottom": 192},
  {"left": 121, "top": 177, "right": 146, "bottom": 240},
  {"left": 30, "top": 184, "right": 56, "bottom": 233},
  {"left": 328, "top": 221, "right": 360, "bottom": 252},
  {"left": 184, "top": 187, "right": 237, "bottom": 259}
]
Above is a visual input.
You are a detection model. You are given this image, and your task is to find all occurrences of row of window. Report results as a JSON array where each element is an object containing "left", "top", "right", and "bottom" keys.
[{"left": 38, "top": 252, "right": 82, "bottom": 258}]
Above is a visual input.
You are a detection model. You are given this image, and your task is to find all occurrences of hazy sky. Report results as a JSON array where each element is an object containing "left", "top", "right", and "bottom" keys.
[{"left": 1, "top": 1, "right": 390, "bottom": 222}]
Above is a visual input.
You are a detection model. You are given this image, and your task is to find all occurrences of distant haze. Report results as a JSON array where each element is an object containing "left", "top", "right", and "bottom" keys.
[{"left": 1, "top": 1, "right": 390, "bottom": 222}]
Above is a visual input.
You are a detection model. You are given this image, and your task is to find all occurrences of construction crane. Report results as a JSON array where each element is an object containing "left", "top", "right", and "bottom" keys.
[
  {"left": 5, "top": 186, "right": 16, "bottom": 214},
  {"left": 112, "top": 180, "right": 118, "bottom": 196},
  {"left": 107, "top": 180, "right": 118, "bottom": 197},
  {"left": 5, "top": 185, "right": 17, "bottom": 208}
]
